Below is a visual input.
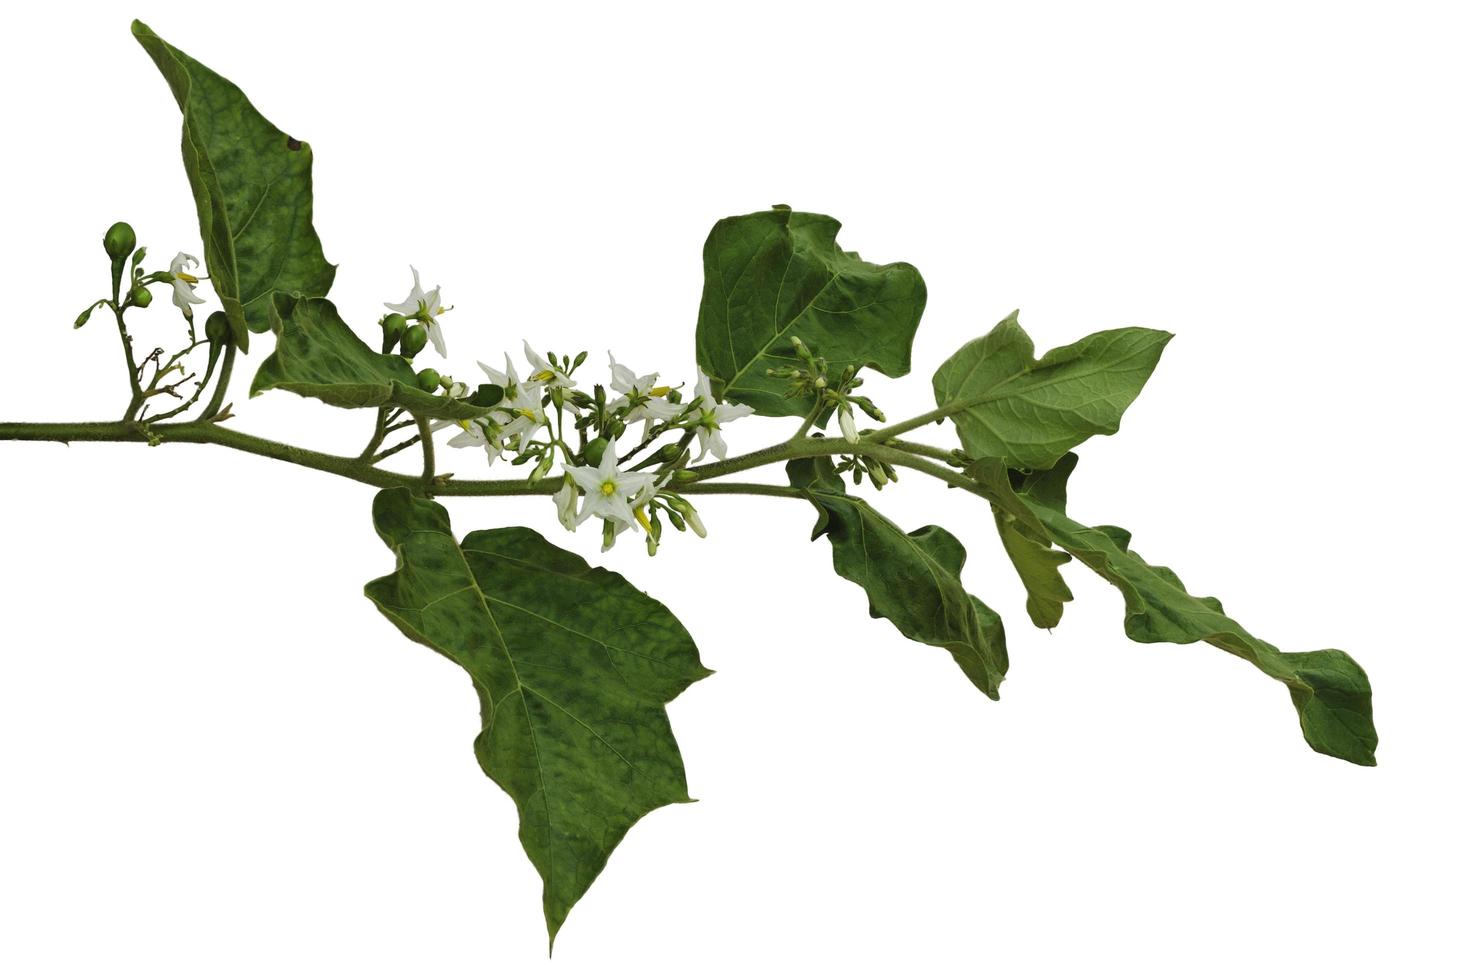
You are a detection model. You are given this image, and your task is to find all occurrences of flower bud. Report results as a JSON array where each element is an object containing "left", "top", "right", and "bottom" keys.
[
  {"left": 128, "top": 284, "right": 153, "bottom": 308},
  {"left": 416, "top": 368, "right": 443, "bottom": 392},
  {"left": 400, "top": 323, "right": 428, "bottom": 357},
  {"left": 74, "top": 303, "right": 99, "bottom": 329},
  {"left": 103, "top": 222, "right": 137, "bottom": 261},
  {"left": 205, "top": 311, "right": 230, "bottom": 346}
]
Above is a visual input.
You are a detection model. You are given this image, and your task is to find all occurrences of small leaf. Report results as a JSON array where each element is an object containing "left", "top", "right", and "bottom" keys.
[
  {"left": 696, "top": 207, "right": 926, "bottom": 417},
  {"left": 133, "top": 20, "right": 336, "bottom": 336},
  {"left": 787, "top": 458, "right": 1009, "bottom": 698},
  {"left": 250, "top": 295, "right": 485, "bottom": 419},
  {"left": 933, "top": 312, "right": 1171, "bottom": 471},
  {"left": 993, "top": 507, "right": 1073, "bottom": 629},
  {"left": 1018, "top": 454, "right": 1378, "bottom": 765},
  {"left": 366, "top": 490, "right": 711, "bottom": 942}
]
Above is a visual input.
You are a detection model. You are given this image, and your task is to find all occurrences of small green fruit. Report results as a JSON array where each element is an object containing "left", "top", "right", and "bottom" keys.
[
  {"left": 205, "top": 311, "right": 230, "bottom": 345},
  {"left": 400, "top": 323, "right": 428, "bottom": 357},
  {"left": 582, "top": 437, "right": 610, "bottom": 463},
  {"left": 103, "top": 222, "right": 137, "bottom": 261},
  {"left": 129, "top": 284, "right": 153, "bottom": 308},
  {"left": 416, "top": 368, "right": 443, "bottom": 392},
  {"left": 382, "top": 313, "right": 408, "bottom": 344}
]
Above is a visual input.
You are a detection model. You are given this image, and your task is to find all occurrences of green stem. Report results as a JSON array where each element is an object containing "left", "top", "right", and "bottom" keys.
[
  {"left": 414, "top": 416, "right": 436, "bottom": 482},
  {"left": 197, "top": 343, "right": 236, "bottom": 421},
  {"left": 882, "top": 438, "right": 957, "bottom": 464},
  {"left": 112, "top": 303, "right": 145, "bottom": 420}
]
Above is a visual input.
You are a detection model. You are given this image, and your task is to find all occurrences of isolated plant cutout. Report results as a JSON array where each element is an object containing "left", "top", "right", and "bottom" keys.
[{"left": 1, "top": 21, "right": 1378, "bottom": 948}]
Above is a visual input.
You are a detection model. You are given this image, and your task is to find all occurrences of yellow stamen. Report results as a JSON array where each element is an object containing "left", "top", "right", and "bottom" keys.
[
  {"left": 649, "top": 386, "right": 672, "bottom": 397},
  {"left": 635, "top": 509, "right": 654, "bottom": 536},
  {"left": 176, "top": 271, "right": 199, "bottom": 284},
  {"left": 600, "top": 480, "right": 617, "bottom": 497}
]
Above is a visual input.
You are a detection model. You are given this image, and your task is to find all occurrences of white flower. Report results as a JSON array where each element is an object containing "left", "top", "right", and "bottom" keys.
[
  {"left": 605, "top": 474, "right": 671, "bottom": 551},
  {"left": 838, "top": 400, "right": 859, "bottom": 443},
  {"left": 564, "top": 440, "right": 655, "bottom": 532},
  {"left": 384, "top": 266, "right": 449, "bottom": 357},
  {"left": 498, "top": 381, "right": 548, "bottom": 454},
  {"left": 552, "top": 477, "right": 580, "bottom": 532},
  {"left": 446, "top": 417, "right": 504, "bottom": 465},
  {"left": 690, "top": 373, "right": 754, "bottom": 461},
  {"left": 168, "top": 252, "right": 205, "bottom": 319},
  {"left": 479, "top": 354, "right": 519, "bottom": 393},
  {"left": 608, "top": 352, "right": 682, "bottom": 436},
  {"left": 523, "top": 340, "right": 573, "bottom": 388}
]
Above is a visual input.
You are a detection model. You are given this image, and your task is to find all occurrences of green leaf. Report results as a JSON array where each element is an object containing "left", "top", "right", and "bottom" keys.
[
  {"left": 1018, "top": 454, "right": 1378, "bottom": 765},
  {"left": 993, "top": 507, "right": 1073, "bottom": 630},
  {"left": 787, "top": 457, "right": 1009, "bottom": 699},
  {"left": 365, "top": 489, "right": 711, "bottom": 942},
  {"left": 696, "top": 206, "right": 926, "bottom": 417},
  {"left": 932, "top": 311, "right": 1172, "bottom": 471},
  {"left": 250, "top": 295, "right": 485, "bottom": 419},
  {"left": 133, "top": 20, "right": 335, "bottom": 337}
]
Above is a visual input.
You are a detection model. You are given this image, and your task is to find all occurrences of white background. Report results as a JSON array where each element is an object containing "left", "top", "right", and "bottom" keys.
[{"left": 2, "top": 2, "right": 1476, "bottom": 977}]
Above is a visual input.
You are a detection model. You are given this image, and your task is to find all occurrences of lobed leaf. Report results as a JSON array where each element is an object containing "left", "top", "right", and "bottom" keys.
[
  {"left": 250, "top": 295, "right": 486, "bottom": 419},
  {"left": 787, "top": 457, "right": 1008, "bottom": 698},
  {"left": 696, "top": 206, "right": 926, "bottom": 417},
  {"left": 933, "top": 312, "right": 1171, "bottom": 471},
  {"left": 1017, "top": 454, "right": 1378, "bottom": 765},
  {"left": 133, "top": 20, "right": 335, "bottom": 343},
  {"left": 365, "top": 490, "right": 711, "bottom": 942},
  {"left": 993, "top": 508, "right": 1073, "bottom": 630}
]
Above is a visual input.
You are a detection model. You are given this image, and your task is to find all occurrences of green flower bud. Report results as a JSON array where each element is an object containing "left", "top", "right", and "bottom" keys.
[
  {"left": 103, "top": 222, "right": 137, "bottom": 261},
  {"left": 128, "top": 284, "right": 153, "bottom": 308},
  {"left": 400, "top": 322, "right": 428, "bottom": 357},
  {"left": 582, "top": 437, "right": 610, "bottom": 464},
  {"left": 205, "top": 311, "right": 230, "bottom": 345},
  {"left": 382, "top": 313, "right": 408, "bottom": 344},
  {"left": 416, "top": 368, "right": 443, "bottom": 392},
  {"left": 609, "top": 419, "right": 626, "bottom": 439},
  {"left": 74, "top": 303, "right": 99, "bottom": 329}
]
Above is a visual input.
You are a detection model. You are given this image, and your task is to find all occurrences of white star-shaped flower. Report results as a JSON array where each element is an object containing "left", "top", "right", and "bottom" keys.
[
  {"left": 384, "top": 266, "right": 449, "bottom": 357},
  {"left": 690, "top": 373, "right": 754, "bottom": 461},
  {"left": 523, "top": 340, "right": 573, "bottom": 388},
  {"left": 608, "top": 352, "right": 682, "bottom": 437},
  {"left": 563, "top": 440, "right": 655, "bottom": 532},
  {"left": 169, "top": 252, "right": 206, "bottom": 319}
]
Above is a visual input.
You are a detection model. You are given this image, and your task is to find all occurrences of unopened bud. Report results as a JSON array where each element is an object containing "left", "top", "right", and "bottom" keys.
[
  {"left": 205, "top": 311, "right": 230, "bottom": 346},
  {"left": 103, "top": 222, "right": 137, "bottom": 261}
]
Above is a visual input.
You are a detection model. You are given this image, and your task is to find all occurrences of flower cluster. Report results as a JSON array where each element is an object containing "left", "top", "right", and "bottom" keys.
[{"left": 380, "top": 269, "right": 766, "bottom": 554}]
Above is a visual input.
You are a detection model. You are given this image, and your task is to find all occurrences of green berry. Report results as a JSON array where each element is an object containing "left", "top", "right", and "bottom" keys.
[
  {"left": 129, "top": 284, "right": 153, "bottom": 308},
  {"left": 205, "top": 311, "right": 230, "bottom": 345},
  {"left": 582, "top": 437, "right": 610, "bottom": 464},
  {"left": 400, "top": 322, "right": 428, "bottom": 357},
  {"left": 103, "top": 222, "right": 137, "bottom": 261},
  {"left": 416, "top": 368, "right": 443, "bottom": 392},
  {"left": 382, "top": 313, "right": 408, "bottom": 344}
]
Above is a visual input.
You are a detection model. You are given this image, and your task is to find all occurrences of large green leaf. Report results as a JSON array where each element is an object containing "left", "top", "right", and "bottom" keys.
[
  {"left": 250, "top": 295, "right": 485, "bottom": 419},
  {"left": 133, "top": 20, "right": 335, "bottom": 340},
  {"left": 365, "top": 490, "right": 711, "bottom": 942},
  {"left": 1017, "top": 454, "right": 1378, "bottom": 765},
  {"left": 787, "top": 458, "right": 1008, "bottom": 698},
  {"left": 932, "top": 312, "right": 1172, "bottom": 471},
  {"left": 696, "top": 206, "right": 926, "bottom": 417}
]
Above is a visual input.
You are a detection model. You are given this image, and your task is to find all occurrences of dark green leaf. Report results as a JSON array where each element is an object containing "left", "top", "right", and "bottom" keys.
[
  {"left": 696, "top": 206, "right": 926, "bottom": 417},
  {"left": 933, "top": 311, "right": 1171, "bottom": 471},
  {"left": 365, "top": 490, "right": 711, "bottom": 942},
  {"left": 1018, "top": 454, "right": 1378, "bottom": 765},
  {"left": 133, "top": 20, "right": 335, "bottom": 336},
  {"left": 787, "top": 458, "right": 1008, "bottom": 698},
  {"left": 250, "top": 295, "right": 485, "bottom": 419}
]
